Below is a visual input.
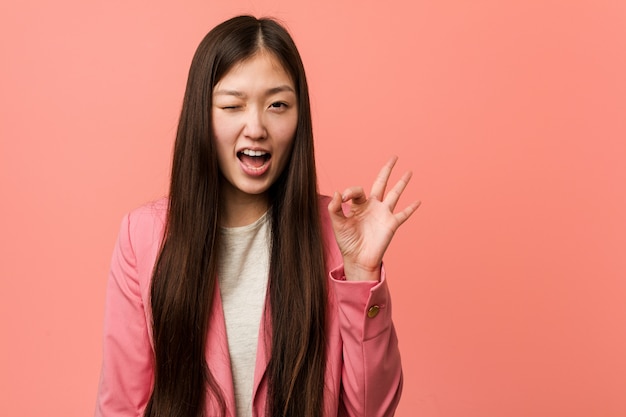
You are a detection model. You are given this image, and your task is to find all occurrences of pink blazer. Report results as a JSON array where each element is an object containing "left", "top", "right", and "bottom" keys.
[{"left": 95, "top": 196, "right": 402, "bottom": 416}]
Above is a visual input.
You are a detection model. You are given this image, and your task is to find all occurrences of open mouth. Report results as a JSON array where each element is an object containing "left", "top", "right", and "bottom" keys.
[{"left": 237, "top": 149, "right": 271, "bottom": 169}]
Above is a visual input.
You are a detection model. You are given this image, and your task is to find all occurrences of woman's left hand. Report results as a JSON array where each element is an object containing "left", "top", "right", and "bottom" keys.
[{"left": 328, "top": 156, "right": 421, "bottom": 281}]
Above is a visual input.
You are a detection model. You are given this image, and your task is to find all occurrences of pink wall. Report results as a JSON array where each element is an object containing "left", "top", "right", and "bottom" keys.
[{"left": 1, "top": 1, "right": 625, "bottom": 416}]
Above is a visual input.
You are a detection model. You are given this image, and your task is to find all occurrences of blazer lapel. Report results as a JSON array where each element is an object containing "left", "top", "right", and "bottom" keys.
[
  {"left": 252, "top": 303, "right": 272, "bottom": 406},
  {"left": 205, "top": 280, "right": 237, "bottom": 416}
]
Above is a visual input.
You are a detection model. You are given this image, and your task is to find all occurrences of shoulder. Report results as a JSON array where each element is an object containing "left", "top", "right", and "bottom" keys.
[
  {"left": 119, "top": 198, "right": 168, "bottom": 266},
  {"left": 125, "top": 198, "right": 168, "bottom": 236},
  {"left": 317, "top": 193, "right": 332, "bottom": 207},
  {"left": 317, "top": 194, "right": 332, "bottom": 215},
  {"left": 316, "top": 194, "right": 333, "bottom": 232},
  {"left": 106, "top": 199, "right": 168, "bottom": 306},
  {"left": 317, "top": 194, "right": 343, "bottom": 269}
]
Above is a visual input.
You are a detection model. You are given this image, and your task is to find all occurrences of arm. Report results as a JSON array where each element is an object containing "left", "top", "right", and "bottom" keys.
[
  {"left": 331, "top": 266, "right": 402, "bottom": 417},
  {"left": 95, "top": 213, "right": 154, "bottom": 417},
  {"left": 327, "top": 156, "right": 419, "bottom": 415}
]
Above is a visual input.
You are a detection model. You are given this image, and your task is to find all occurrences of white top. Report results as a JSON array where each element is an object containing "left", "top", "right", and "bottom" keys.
[{"left": 217, "top": 212, "right": 270, "bottom": 417}]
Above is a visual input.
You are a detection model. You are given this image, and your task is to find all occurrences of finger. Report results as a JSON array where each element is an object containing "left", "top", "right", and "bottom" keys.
[
  {"left": 394, "top": 200, "right": 421, "bottom": 227},
  {"left": 383, "top": 170, "right": 413, "bottom": 211},
  {"left": 341, "top": 186, "right": 367, "bottom": 205},
  {"left": 370, "top": 156, "right": 398, "bottom": 201},
  {"left": 327, "top": 191, "right": 347, "bottom": 221}
]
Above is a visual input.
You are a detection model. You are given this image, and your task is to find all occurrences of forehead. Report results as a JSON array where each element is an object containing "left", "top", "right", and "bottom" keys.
[{"left": 214, "top": 51, "right": 295, "bottom": 91}]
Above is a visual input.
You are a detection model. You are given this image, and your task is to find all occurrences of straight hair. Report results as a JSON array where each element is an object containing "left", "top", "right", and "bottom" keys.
[{"left": 144, "top": 16, "right": 327, "bottom": 417}]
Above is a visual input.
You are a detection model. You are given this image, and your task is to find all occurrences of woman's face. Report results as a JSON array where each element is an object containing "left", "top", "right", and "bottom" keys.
[{"left": 212, "top": 51, "right": 298, "bottom": 206}]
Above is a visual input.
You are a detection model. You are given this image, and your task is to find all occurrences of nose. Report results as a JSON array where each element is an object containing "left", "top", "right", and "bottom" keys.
[{"left": 243, "top": 108, "right": 267, "bottom": 140}]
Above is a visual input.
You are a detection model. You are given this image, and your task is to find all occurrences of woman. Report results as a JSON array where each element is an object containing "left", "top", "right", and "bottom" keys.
[{"left": 96, "top": 15, "right": 419, "bottom": 417}]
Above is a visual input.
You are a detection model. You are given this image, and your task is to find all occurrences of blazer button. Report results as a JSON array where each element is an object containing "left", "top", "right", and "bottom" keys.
[{"left": 367, "top": 305, "right": 380, "bottom": 318}]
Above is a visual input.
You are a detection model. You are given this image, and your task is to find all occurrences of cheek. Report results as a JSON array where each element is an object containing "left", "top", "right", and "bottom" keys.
[
  {"left": 272, "top": 116, "right": 298, "bottom": 150},
  {"left": 211, "top": 113, "right": 229, "bottom": 141},
  {"left": 212, "top": 119, "right": 243, "bottom": 159},
  {"left": 211, "top": 119, "right": 233, "bottom": 165},
  {"left": 274, "top": 132, "right": 296, "bottom": 161}
]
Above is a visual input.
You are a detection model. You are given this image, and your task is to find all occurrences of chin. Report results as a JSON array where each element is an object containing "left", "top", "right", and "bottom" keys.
[{"left": 238, "top": 183, "right": 271, "bottom": 197}]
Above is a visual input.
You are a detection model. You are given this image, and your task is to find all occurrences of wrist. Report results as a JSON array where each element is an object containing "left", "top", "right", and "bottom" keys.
[{"left": 343, "top": 261, "right": 381, "bottom": 282}]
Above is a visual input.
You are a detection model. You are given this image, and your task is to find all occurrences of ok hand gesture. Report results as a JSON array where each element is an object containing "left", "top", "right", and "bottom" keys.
[{"left": 328, "top": 156, "right": 421, "bottom": 281}]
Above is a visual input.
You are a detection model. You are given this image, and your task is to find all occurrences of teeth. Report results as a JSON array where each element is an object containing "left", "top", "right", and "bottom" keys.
[{"left": 241, "top": 149, "right": 268, "bottom": 157}]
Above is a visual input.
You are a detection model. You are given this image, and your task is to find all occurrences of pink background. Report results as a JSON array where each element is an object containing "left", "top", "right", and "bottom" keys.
[{"left": 1, "top": 1, "right": 625, "bottom": 416}]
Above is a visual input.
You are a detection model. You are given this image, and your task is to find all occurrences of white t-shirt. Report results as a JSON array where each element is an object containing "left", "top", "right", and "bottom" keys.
[{"left": 217, "top": 212, "right": 270, "bottom": 417}]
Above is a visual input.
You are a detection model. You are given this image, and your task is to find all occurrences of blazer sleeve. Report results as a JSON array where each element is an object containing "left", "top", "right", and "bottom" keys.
[
  {"left": 330, "top": 266, "right": 403, "bottom": 417},
  {"left": 95, "top": 213, "right": 154, "bottom": 417}
]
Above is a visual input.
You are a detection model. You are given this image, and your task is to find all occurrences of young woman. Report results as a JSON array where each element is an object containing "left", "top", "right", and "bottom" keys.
[{"left": 96, "top": 15, "right": 419, "bottom": 417}]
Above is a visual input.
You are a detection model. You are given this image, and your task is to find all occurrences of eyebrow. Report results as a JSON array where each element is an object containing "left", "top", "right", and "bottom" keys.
[{"left": 213, "top": 85, "right": 296, "bottom": 97}]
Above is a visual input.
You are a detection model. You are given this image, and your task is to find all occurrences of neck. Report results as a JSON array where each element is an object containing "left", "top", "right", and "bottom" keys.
[{"left": 220, "top": 190, "right": 269, "bottom": 228}]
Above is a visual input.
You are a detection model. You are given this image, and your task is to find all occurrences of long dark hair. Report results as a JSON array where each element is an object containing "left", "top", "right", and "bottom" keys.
[{"left": 144, "top": 16, "right": 327, "bottom": 417}]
